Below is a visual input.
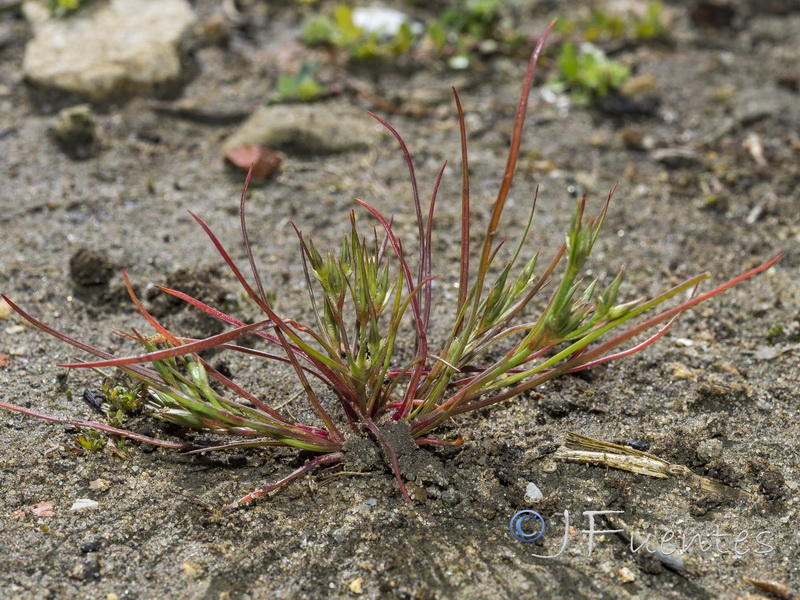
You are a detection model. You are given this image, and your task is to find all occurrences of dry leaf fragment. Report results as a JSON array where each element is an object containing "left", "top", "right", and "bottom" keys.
[{"left": 224, "top": 145, "right": 283, "bottom": 180}]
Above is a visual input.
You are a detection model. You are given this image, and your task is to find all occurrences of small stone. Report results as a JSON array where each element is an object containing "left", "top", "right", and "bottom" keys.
[
  {"left": 620, "top": 127, "right": 652, "bottom": 151},
  {"left": 620, "top": 74, "right": 657, "bottom": 97},
  {"left": 70, "top": 498, "right": 99, "bottom": 511},
  {"left": 81, "top": 540, "right": 102, "bottom": 553},
  {"left": 89, "top": 478, "right": 111, "bottom": 492},
  {"left": 696, "top": 438, "right": 724, "bottom": 464},
  {"left": 352, "top": 7, "right": 421, "bottom": 38},
  {"left": 448, "top": 55, "right": 470, "bottom": 70},
  {"left": 405, "top": 481, "right": 428, "bottom": 503},
  {"left": 524, "top": 482, "right": 543, "bottom": 502},
  {"left": 619, "top": 566, "right": 636, "bottom": 582},
  {"left": 441, "top": 490, "right": 459, "bottom": 506},
  {"left": 541, "top": 461, "right": 557, "bottom": 474},
  {"left": 51, "top": 105, "right": 100, "bottom": 160},
  {"left": 670, "top": 362, "right": 696, "bottom": 380},
  {"left": 348, "top": 576, "right": 364, "bottom": 595},
  {"left": 31, "top": 501, "right": 55, "bottom": 517},
  {"left": 182, "top": 561, "right": 199, "bottom": 577},
  {"left": 0, "top": 297, "right": 12, "bottom": 319},
  {"left": 70, "top": 554, "right": 101, "bottom": 581},
  {"left": 222, "top": 101, "right": 381, "bottom": 156},
  {"left": 651, "top": 148, "right": 706, "bottom": 169}
]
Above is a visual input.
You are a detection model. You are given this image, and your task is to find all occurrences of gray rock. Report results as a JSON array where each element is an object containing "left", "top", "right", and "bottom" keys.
[
  {"left": 23, "top": 0, "right": 196, "bottom": 101},
  {"left": 650, "top": 147, "right": 707, "bottom": 169},
  {"left": 222, "top": 101, "right": 382, "bottom": 156}
]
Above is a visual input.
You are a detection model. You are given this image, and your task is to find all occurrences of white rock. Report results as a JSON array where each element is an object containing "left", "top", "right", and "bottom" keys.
[
  {"left": 524, "top": 482, "right": 543, "bottom": 501},
  {"left": 352, "top": 7, "right": 422, "bottom": 38},
  {"left": 23, "top": 0, "right": 196, "bottom": 100},
  {"left": 70, "top": 498, "right": 99, "bottom": 511}
]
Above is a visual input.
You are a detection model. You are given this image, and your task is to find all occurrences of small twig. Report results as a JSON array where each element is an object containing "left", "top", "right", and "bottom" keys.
[
  {"left": 743, "top": 576, "right": 799, "bottom": 600},
  {"left": 555, "top": 432, "right": 750, "bottom": 499},
  {"left": 317, "top": 470, "right": 372, "bottom": 486}
]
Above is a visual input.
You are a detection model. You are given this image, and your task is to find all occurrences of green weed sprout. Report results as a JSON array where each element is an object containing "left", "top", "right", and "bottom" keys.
[
  {"left": 632, "top": 2, "right": 669, "bottom": 41},
  {"left": 302, "top": 2, "right": 523, "bottom": 67},
  {"left": 555, "top": 2, "right": 668, "bottom": 44},
  {"left": 301, "top": 5, "right": 416, "bottom": 60},
  {"left": 0, "top": 21, "right": 781, "bottom": 507},
  {"left": 549, "top": 41, "right": 630, "bottom": 105},
  {"left": 276, "top": 60, "right": 326, "bottom": 102}
]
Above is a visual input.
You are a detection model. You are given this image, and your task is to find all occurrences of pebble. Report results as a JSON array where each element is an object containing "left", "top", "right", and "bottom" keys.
[
  {"left": 441, "top": 490, "right": 459, "bottom": 506},
  {"left": 222, "top": 101, "right": 381, "bottom": 156},
  {"left": 348, "top": 576, "right": 364, "bottom": 595},
  {"left": 650, "top": 147, "right": 707, "bottom": 169},
  {"left": 89, "top": 478, "right": 111, "bottom": 492},
  {"left": 619, "top": 566, "right": 636, "bottom": 582},
  {"left": 51, "top": 104, "right": 100, "bottom": 159},
  {"left": 696, "top": 438, "right": 724, "bottom": 464},
  {"left": 352, "top": 7, "right": 421, "bottom": 38},
  {"left": 670, "top": 362, "right": 696, "bottom": 380},
  {"left": 81, "top": 539, "right": 102, "bottom": 553},
  {"left": 70, "top": 498, "right": 99, "bottom": 511},
  {"left": 31, "top": 501, "right": 55, "bottom": 517},
  {"left": 524, "top": 482, "right": 543, "bottom": 502},
  {"left": 620, "top": 127, "right": 652, "bottom": 151},
  {"left": 0, "top": 298, "right": 11, "bottom": 319}
]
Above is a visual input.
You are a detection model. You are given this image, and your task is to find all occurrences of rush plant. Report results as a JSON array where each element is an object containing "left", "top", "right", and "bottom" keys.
[{"left": 0, "top": 22, "right": 780, "bottom": 507}]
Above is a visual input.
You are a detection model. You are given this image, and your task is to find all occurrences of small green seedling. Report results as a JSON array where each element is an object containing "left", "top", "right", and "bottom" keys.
[
  {"left": 549, "top": 41, "right": 630, "bottom": 105},
  {"left": 631, "top": 2, "right": 669, "bottom": 41},
  {"left": 555, "top": 2, "right": 669, "bottom": 44},
  {"left": 276, "top": 60, "right": 326, "bottom": 102},
  {"left": 302, "top": 5, "right": 416, "bottom": 60}
]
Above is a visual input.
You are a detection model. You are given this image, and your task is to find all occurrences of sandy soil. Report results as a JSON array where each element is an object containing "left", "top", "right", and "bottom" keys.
[{"left": 1, "top": 1, "right": 798, "bottom": 599}]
